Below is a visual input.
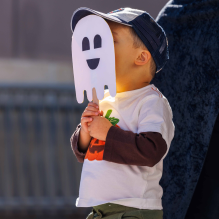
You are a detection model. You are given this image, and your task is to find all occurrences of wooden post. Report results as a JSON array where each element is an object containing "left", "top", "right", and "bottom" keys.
[{"left": 92, "top": 87, "right": 99, "bottom": 106}]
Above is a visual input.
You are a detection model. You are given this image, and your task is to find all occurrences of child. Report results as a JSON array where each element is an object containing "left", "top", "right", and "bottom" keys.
[{"left": 70, "top": 7, "right": 175, "bottom": 219}]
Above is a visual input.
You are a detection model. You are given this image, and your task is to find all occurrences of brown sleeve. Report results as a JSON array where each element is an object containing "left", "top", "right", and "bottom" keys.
[
  {"left": 103, "top": 125, "right": 167, "bottom": 167},
  {"left": 70, "top": 123, "right": 87, "bottom": 163}
]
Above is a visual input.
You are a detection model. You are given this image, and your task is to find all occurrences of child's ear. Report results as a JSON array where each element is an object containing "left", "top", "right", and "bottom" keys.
[{"left": 135, "top": 50, "right": 151, "bottom": 66}]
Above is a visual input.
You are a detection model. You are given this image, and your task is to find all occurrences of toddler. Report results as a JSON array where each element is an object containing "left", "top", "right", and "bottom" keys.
[{"left": 70, "top": 7, "right": 175, "bottom": 219}]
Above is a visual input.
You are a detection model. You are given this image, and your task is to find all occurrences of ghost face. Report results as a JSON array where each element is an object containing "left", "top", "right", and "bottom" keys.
[
  {"left": 82, "top": 35, "right": 101, "bottom": 70},
  {"left": 72, "top": 15, "right": 116, "bottom": 104}
]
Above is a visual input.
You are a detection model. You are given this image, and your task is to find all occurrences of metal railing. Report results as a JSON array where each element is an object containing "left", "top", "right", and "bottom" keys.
[{"left": 0, "top": 84, "right": 90, "bottom": 217}]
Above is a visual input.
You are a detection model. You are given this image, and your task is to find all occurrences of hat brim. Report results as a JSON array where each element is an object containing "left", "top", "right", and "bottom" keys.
[{"left": 71, "top": 7, "right": 132, "bottom": 33}]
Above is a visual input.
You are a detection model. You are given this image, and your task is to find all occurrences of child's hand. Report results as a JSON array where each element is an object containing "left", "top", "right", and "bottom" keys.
[
  {"left": 81, "top": 102, "right": 103, "bottom": 135},
  {"left": 87, "top": 116, "right": 113, "bottom": 141}
]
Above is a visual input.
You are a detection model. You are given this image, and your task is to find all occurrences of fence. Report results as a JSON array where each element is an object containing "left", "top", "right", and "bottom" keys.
[{"left": 0, "top": 84, "right": 91, "bottom": 218}]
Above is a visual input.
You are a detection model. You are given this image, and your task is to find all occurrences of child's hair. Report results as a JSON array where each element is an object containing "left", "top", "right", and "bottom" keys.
[{"left": 128, "top": 27, "right": 156, "bottom": 79}]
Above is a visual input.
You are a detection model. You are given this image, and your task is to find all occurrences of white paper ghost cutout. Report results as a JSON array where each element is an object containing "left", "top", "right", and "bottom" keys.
[{"left": 71, "top": 15, "right": 116, "bottom": 104}]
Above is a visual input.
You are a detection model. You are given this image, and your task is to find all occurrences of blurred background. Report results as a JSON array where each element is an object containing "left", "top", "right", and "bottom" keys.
[{"left": 0, "top": 0, "right": 168, "bottom": 218}]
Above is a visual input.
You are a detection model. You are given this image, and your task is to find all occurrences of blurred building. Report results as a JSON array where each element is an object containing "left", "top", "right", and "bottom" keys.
[
  {"left": 0, "top": 0, "right": 168, "bottom": 218},
  {"left": 0, "top": 0, "right": 168, "bottom": 84}
]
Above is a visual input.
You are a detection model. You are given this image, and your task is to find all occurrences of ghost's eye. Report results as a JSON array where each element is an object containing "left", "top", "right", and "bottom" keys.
[
  {"left": 94, "top": 35, "right": 102, "bottom": 49},
  {"left": 82, "top": 37, "right": 90, "bottom": 51}
]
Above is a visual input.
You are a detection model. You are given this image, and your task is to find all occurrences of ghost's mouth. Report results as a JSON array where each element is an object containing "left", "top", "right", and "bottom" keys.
[{"left": 86, "top": 58, "right": 100, "bottom": 70}]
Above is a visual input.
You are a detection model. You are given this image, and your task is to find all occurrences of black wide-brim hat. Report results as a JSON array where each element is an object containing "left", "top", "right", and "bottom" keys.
[{"left": 71, "top": 7, "right": 169, "bottom": 73}]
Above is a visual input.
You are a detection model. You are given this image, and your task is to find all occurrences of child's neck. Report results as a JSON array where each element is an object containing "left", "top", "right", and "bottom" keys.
[{"left": 116, "top": 81, "right": 150, "bottom": 93}]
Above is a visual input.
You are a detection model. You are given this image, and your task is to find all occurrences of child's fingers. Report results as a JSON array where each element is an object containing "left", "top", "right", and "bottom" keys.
[
  {"left": 85, "top": 105, "right": 99, "bottom": 112},
  {"left": 82, "top": 110, "right": 99, "bottom": 117},
  {"left": 81, "top": 117, "right": 93, "bottom": 129},
  {"left": 81, "top": 117, "right": 93, "bottom": 123},
  {"left": 81, "top": 117, "right": 93, "bottom": 133},
  {"left": 88, "top": 102, "right": 99, "bottom": 109}
]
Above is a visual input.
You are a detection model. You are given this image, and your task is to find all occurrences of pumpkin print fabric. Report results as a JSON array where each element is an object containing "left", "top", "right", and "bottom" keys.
[{"left": 85, "top": 109, "right": 120, "bottom": 161}]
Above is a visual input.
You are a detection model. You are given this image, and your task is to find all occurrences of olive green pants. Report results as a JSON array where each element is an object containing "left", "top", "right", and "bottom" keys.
[{"left": 86, "top": 203, "right": 163, "bottom": 219}]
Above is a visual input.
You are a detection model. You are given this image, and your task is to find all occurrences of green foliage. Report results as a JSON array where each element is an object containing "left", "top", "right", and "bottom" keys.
[
  {"left": 104, "top": 109, "right": 119, "bottom": 126},
  {"left": 105, "top": 109, "right": 112, "bottom": 119}
]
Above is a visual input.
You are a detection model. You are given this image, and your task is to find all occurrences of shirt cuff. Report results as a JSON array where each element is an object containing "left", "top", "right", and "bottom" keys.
[{"left": 70, "top": 123, "right": 87, "bottom": 163}]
